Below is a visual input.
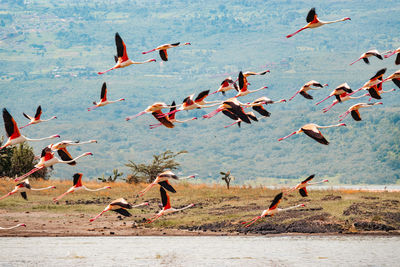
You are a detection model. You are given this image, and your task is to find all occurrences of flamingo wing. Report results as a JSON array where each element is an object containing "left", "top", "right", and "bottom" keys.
[
  {"left": 396, "top": 54, "right": 400, "bottom": 65},
  {"left": 22, "top": 112, "right": 32, "bottom": 120},
  {"left": 252, "top": 106, "right": 271, "bottom": 117},
  {"left": 299, "top": 91, "right": 313, "bottom": 99},
  {"left": 392, "top": 79, "right": 400, "bottom": 89},
  {"left": 222, "top": 110, "right": 239, "bottom": 121},
  {"left": 168, "top": 101, "right": 177, "bottom": 120},
  {"left": 170, "top": 42, "right": 180, "bottom": 46},
  {"left": 301, "top": 127, "right": 329, "bottom": 145},
  {"left": 306, "top": 8, "right": 317, "bottom": 23},
  {"left": 195, "top": 90, "right": 210, "bottom": 102},
  {"left": 350, "top": 110, "right": 362, "bottom": 121},
  {"left": 158, "top": 181, "right": 176, "bottom": 193},
  {"left": 362, "top": 58, "right": 370, "bottom": 64},
  {"left": 100, "top": 82, "right": 107, "bottom": 102},
  {"left": 238, "top": 71, "right": 248, "bottom": 92},
  {"left": 115, "top": 32, "right": 129, "bottom": 62},
  {"left": 301, "top": 174, "right": 315, "bottom": 184},
  {"left": 151, "top": 111, "right": 174, "bottom": 128},
  {"left": 3, "top": 108, "right": 20, "bottom": 138},
  {"left": 57, "top": 148, "right": 76, "bottom": 165},
  {"left": 112, "top": 208, "right": 132, "bottom": 217},
  {"left": 269, "top": 192, "right": 283, "bottom": 210},
  {"left": 299, "top": 187, "right": 308, "bottom": 197},
  {"left": 370, "top": 68, "right": 386, "bottom": 81},
  {"left": 159, "top": 49, "right": 168, "bottom": 61},
  {"left": 160, "top": 187, "right": 171, "bottom": 209},
  {"left": 34, "top": 105, "right": 42, "bottom": 120},
  {"left": 247, "top": 112, "right": 258, "bottom": 122},
  {"left": 20, "top": 192, "right": 28, "bottom": 200},
  {"left": 367, "top": 87, "right": 381, "bottom": 99},
  {"left": 225, "top": 102, "right": 251, "bottom": 124},
  {"left": 73, "top": 173, "right": 83, "bottom": 187}
]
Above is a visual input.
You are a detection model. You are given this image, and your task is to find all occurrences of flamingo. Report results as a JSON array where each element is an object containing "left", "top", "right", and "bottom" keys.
[
  {"left": 49, "top": 140, "right": 97, "bottom": 151},
  {"left": 0, "top": 108, "right": 60, "bottom": 150},
  {"left": 53, "top": 173, "right": 111, "bottom": 202},
  {"left": 384, "top": 47, "right": 400, "bottom": 65},
  {"left": 224, "top": 111, "right": 258, "bottom": 128},
  {"left": 151, "top": 109, "right": 175, "bottom": 129},
  {"left": 0, "top": 223, "right": 26, "bottom": 230},
  {"left": 241, "top": 192, "right": 305, "bottom": 227},
  {"left": 285, "top": 174, "right": 329, "bottom": 197},
  {"left": 286, "top": 8, "right": 350, "bottom": 38},
  {"left": 338, "top": 102, "right": 383, "bottom": 122},
  {"left": 247, "top": 97, "right": 286, "bottom": 118},
  {"left": 142, "top": 42, "right": 191, "bottom": 61},
  {"left": 210, "top": 77, "right": 238, "bottom": 96},
  {"left": 243, "top": 69, "right": 270, "bottom": 78},
  {"left": 235, "top": 71, "right": 268, "bottom": 98},
  {"left": 87, "top": 82, "right": 125, "bottom": 111},
  {"left": 316, "top": 83, "right": 353, "bottom": 105},
  {"left": 98, "top": 32, "right": 156, "bottom": 75},
  {"left": 14, "top": 147, "right": 92, "bottom": 182},
  {"left": 321, "top": 92, "right": 368, "bottom": 113},
  {"left": 0, "top": 179, "right": 56, "bottom": 201},
  {"left": 288, "top": 80, "right": 328, "bottom": 101},
  {"left": 20, "top": 105, "right": 57, "bottom": 129},
  {"left": 146, "top": 186, "right": 194, "bottom": 223},
  {"left": 125, "top": 102, "right": 174, "bottom": 121},
  {"left": 150, "top": 101, "right": 197, "bottom": 129},
  {"left": 202, "top": 98, "right": 252, "bottom": 124},
  {"left": 349, "top": 49, "right": 383, "bottom": 65},
  {"left": 349, "top": 68, "right": 386, "bottom": 96},
  {"left": 366, "top": 83, "right": 396, "bottom": 100},
  {"left": 90, "top": 198, "right": 148, "bottom": 222},
  {"left": 137, "top": 170, "right": 195, "bottom": 198},
  {"left": 278, "top": 123, "right": 346, "bottom": 145},
  {"left": 380, "top": 69, "right": 400, "bottom": 89}
]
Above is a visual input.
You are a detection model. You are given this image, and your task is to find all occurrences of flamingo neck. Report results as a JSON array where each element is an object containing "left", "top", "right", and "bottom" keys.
[
  {"left": 279, "top": 204, "right": 304, "bottom": 212},
  {"left": 31, "top": 186, "right": 55, "bottom": 191},
  {"left": 316, "top": 124, "right": 343, "bottom": 129},
  {"left": 25, "top": 135, "right": 59, "bottom": 142},
  {"left": 320, "top": 18, "right": 349, "bottom": 24}
]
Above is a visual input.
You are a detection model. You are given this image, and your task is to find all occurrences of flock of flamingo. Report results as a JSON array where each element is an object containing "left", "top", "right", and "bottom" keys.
[{"left": 1, "top": 7, "right": 400, "bottom": 231}]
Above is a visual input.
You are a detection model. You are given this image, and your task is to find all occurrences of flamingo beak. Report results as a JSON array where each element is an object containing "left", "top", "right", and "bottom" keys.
[
  {"left": 300, "top": 204, "right": 305, "bottom": 207},
  {"left": 323, "top": 179, "right": 329, "bottom": 182},
  {"left": 52, "top": 186, "right": 56, "bottom": 189},
  {"left": 339, "top": 123, "right": 347, "bottom": 127},
  {"left": 86, "top": 152, "right": 93, "bottom": 156},
  {"left": 54, "top": 135, "right": 61, "bottom": 138},
  {"left": 21, "top": 224, "right": 27, "bottom": 227},
  {"left": 106, "top": 186, "right": 111, "bottom": 189}
]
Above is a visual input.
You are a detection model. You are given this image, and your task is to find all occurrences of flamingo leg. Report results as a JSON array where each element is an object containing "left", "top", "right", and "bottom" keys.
[
  {"left": 53, "top": 190, "right": 72, "bottom": 202},
  {"left": 87, "top": 105, "right": 99, "bottom": 111},
  {"left": 348, "top": 88, "right": 362, "bottom": 96},
  {"left": 19, "top": 123, "right": 33, "bottom": 129},
  {"left": 14, "top": 166, "right": 44, "bottom": 182},
  {"left": 278, "top": 131, "right": 297, "bottom": 142},
  {"left": 286, "top": 27, "right": 307, "bottom": 38},
  {"left": 349, "top": 58, "right": 362, "bottom": 65},
  {"left": 384, "top": 51, "right": 396, "bottom": 58},
  {"left": 322, "top": 102, "right": 337, "bottom": 113},
  {"left": 224, "top": 120, "right": 239, "bottom": 128},
  {"left": 338, "top": 111, "right": 350, "bottom": 122},
  {"left": 157, "top": 109, "right": 178, "bottom": 118},
  {"left": 203, "top": 108, "right": 222, "bottom": 119},
  {"left": 89, "top": 210, "right": 108, "bottom": 222},
  {"left": 316, "top": 95, "right": 333, "bottom": 105},
  {"left": 242, "top": 216, "right": 262, "bottom": 227},
  {"left": 98, "top": 67, "right": 116, "bottom": 75},
  {"left": 142, "top": 49, "right": 156, "bottom": 54},
  {"left": 149, "top": 123, "right": 162, "bottom": 129},
  {"left": 288, "top": 90, "right": 301, "bottom": 101},
  {"left": 0, "top": 192, "right": 13, "bottom": 201},
  {"left": 137, "top": 182, "right": 156, "bottom": 198},
  {"left": 126, "top": 111, "right": 146, "bottom": 121},
  {"left": 146, "top": 214, "right": 162, "bottom": 223}
]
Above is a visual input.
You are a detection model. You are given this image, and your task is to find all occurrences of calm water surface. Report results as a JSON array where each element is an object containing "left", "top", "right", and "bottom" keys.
[{"left": 0, "top": 235, "right": 399, "bottom": 266}]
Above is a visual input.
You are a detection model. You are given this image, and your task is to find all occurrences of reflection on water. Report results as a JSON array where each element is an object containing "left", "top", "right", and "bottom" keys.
[{"left": 0, "top": 235, "right": 399, "bottom": 266}]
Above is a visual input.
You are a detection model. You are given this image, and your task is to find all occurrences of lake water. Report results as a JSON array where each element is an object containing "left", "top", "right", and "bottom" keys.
[{"left": 0, "top": 235, "right": 399, "bottom": 266}]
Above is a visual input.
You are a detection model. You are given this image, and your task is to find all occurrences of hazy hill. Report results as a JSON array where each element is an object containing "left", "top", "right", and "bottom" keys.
[{"left": 1, "top": 0, "right": 400, "bottom": 184}]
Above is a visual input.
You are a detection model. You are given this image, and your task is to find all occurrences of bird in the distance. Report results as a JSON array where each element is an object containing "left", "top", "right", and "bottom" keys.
[
  {"left": 339, "top": 102, "right": 383, "bottom": 122},
  {"left": 349, "top": 49, "right": 383, "bottom": 65},
  {"left": 286, "top": 8, "right": 350, "bottom": 38},
  {"left": 285, "top": 174, "right": 329, "bottom": 197},
  {"left": 98, "top": 32, "right": 156, "bottom": 75},
  {"left": 0, "top": 179, "right": 56, "bottom": 201},
  {"left": 125, "top": 102, "right": 175, "bottom": 121},
  {"left": 53, "top": 173, "right": 111, "bottom": 202},
  {"left": 150, "top": 101, "right": 197, "bottom": 129},
  {"left": 247, "top": 97, "right": 286, "bottom": 118},
  {"left": 235, "top": 71, "right": 268, "bottom": 98},
  {"left": 0, "top": 108, "right": 60, "bottom": 150},
  {"left": 289, "top": 80, "right": 328, "bottom": 101},
  {"left": 210, "top": 77, "right": 239, "bottom": 96},
  {"left": 278, "top": 123, "right": 346, "bottom": 145},
  {"left": 316, "top": 83, "right": 353, "bottom": 105},
  {"left": 321, "top": 92, "right": 368, "bottom": 113},
  {"left": 349, "top": 68, "right": 386, "bottom": 96},
  {"left": 241, "top": 192, "right": 305, "bottom": 227},
  {"left": 88, "top": 82, "right": 125, "bottom": 111},
  {"left": 89, "top": 198, "right": 148, "bottom": 222},
  {"left": 20, "top": 105, "right": 57, "bottom": 129},
  {"left": 142, "top": 42, "right": 191, "bottom": 61}
]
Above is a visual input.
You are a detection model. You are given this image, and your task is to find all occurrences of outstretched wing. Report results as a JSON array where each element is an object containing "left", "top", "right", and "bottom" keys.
[
  {"left": 367, "top": 87, "right": 381, "bottom": 99},
  {"left": 195, "top": 90, "right": 210, "bottom": 102},
  {"left": 57, "top": 148, "right": 76, "bottom": 165},
  {"left": 3, "top": 108, "right": 20, "bottom": 138},
  {"left": 115, "top": 32, "right": 128, "bottom": 61},
  {"left": 302, "top": 128, "right": 329, "bottom": 145},
  {"left": 350, "top": 110, "right": 362, "bottom": 121},
  {"left": 73, "top": 173, "right": 83, "bottom": 186},
  {"left": 100, "top": 82, "right": 107, "bottom": 102},
  {"left": 22, "top": 112, "right": 31, "bottom": 120},
  {"left": 225, "top": 101, "right": 251, "bottom": 124},
  {"left": 395, "top": 54, "right": 400, "bottom": 65},
  {"left": 169, "top": 101, "right": 177, "bottom": 120},
  {"left": 34, "top": 106, "right": 42, "bottom": 120},
  {"left": 222, "top": 110, "right": 239, "bottom": 121},
  {"left": 238, "top": 71, "right": 248, "bottom": 92},
  {"left": 159, "top": 49, "right": 168, "bottom": 61},
  {"left": 252, "top": 106, "right": 271, "bottom": 117},
  {"left": 362, "top": 58, "right": 370, "bottom": 64},
  {"left": 151, "top": 111, "right": 174, "bottom": 128},
  {"left": 20, "top": 192, "right": 28, "bottom": 200},
  {"left": 306, "top": 8, "right": 316, "bottom": 23},
  {"left": 269, "top": 192, "right": 283, "bottom": 210},
  {"left": 392, "top": 78, "right": 400, "bottom": 89},
  {"left": 299, "top": 91, "right": 313, "bottom": 99},
  {"left": 112, "top": 208, "right": 132, "bottom": 217},
  {"left": 370, "top": 68, "right": 386, "bottom": 81},
  {"left": 158, "top": 180, "right": 176, "bottom": 193},
  {"left": 160, "top": 187, "right": 171, "bottom": 209},
  {"left": 299, "top": 187, "right": 308, "bottom": 197},
  {"left": 301, "top": 174, "right": 315, "bottom": 184}
]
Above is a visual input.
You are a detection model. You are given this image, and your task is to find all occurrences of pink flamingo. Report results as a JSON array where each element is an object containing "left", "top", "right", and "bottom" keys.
[
  {"left": 289, "top": 80, "right": 328, "bottom": 101},
  {"left": 379, "top": 69, "right": 400, "bottom": 89},
  {"left": 203, "top": 98, "right": 252, "bottom": 124},
  {"left": 285, "top": 174, "right": 329, "bottom": 197},
  {"left": 224, "top": 111, "right": 258, "bottom": 128},
  {"left": 339, "top": 102, "right": 383, "bottom": 122},
  {"left": 20, "top": 105, "right": 57, "bottom": 129},
  {"left": 210, "top": 77, "right": 238, "bottom": 96},
  {"left": 235, "top": 71, "right": 268, "bottom": 98},
  {"left": 278, "top": 123, "right": 346, "bottom": 145},
  {"left": 125, "top": 102, "right": 175, "bottom": 121},
  {"left": 53, "top": 173, "right": 111, "bottom": 202},
  {"left": 88, "top": 82, "right": 125, "bottom": 111},
  {"left": 241, "top": 193, "right": 304, "bottom": 227},
  {"left": 0, "top": 108, "right": 60, "bottom": 150},
  {"left": 350, "top": 49, "right": 383, "bottom": 65},
  {"left": 98, "top": 33, "right": 156, "bottom": 75},
  {"left": 349, "top": 68, "right": 386, "bottom": 96},
  {"left": 0, "top": 179, "right": 56, "bottom": 201},
  {"left": 142, "top": 42, "right": 191, "bottom": 61},
  {"left": 247, "top": 97, "right": 286, "bottom": 118},
  {"left": 286, "top": 8, "right": 350, "bottom": 38},
  {"left": 150, "top": 101, "right": 197, "bottom": 129},
  {"left": 89, "top": 198, "right": 148, "bottom": 222},
  {"left": 315, "top": 83, "right": 353, "bottom": 105},
  {"left": 384, "top": 47, "right": 400, "bottom": 65},
  {"left": 0, "top": 223, "right": 26, "bottom": 230},
  {"left": 321, "top": 92, "right": 368, "bottom": 113}
]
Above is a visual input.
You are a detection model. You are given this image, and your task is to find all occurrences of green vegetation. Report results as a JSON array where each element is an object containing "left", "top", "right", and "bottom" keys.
[
  {"left": 97, "top": 168, "right": 123, "bottom": 183},
  {"left": 0, "top": 1, "right": 399, "bottom": 184},
  {"left": 220, "top": 171, "right": 235, "bottom": 189}
]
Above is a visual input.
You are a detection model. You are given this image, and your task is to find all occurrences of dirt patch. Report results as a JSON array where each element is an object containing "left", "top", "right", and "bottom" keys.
[
  {"left": 354, "top": 221, "right": 395, "bottom": 231},
  {"left": 321, "top": 195, "right": 342, "bottom": 201}
]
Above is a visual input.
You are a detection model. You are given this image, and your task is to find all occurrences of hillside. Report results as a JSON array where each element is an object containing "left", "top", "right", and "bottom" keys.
[{"left": 1, "top": 0, "right": 400, "bottom": 184}]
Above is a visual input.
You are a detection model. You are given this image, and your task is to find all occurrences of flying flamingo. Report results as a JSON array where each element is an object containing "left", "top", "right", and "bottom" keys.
[
  {"left": 0, "top": 108, "right": 60, "bottom": 150},
  {"left": 338, "top": 102, "right": 383, "bottom": 122},
  {"left": 380, "top": 69, "right": 400, "bottom": 89},
  {"left": 384, "top": 47, "right": 400, "bottom": 65},
  {"left": 366, "top": 82, "right": 396, "bottom": 100},
  {"left": 285, "top": 174, "right": 329, "bottom": 197},
  {"left": 125, "top": 102, "right": 175, "bottom": 121},
  {"left": 321, "top": 92, "right": 368, "bottom": 113},
  {"left": 278, "top": 123, "right": 346, "bottom": 145},
  {"left": 14, "top": 147, "right": 92, "bottom": 182},
  {"left": 210, "top": 77, "right": 239, "bottom": 96},
  {"left": 241, "top": 192, "right": 305, "bottom": 227},
  {"left": 286, "top": 8, "right": 350, "bottom": 38},
  {"left": 349, "top": 49, "right": 383, "bottom": 65},
  {"left": 20, "top": 105, "right": 57, "bottom": 129},
  {"left": 247, "top": 97, "right": 286, "bottom": 118},
  {"left": 0, "top": 179, "right": 56, "bottom": 201},
  {"left": 146, "top": 187, "right": 194, "bottom": 223},
  {"left": 316, "top": 83, "right": 353, "bottom": 105},
  {"left": 98, "top": 32, "right": 156, "bottom": 75},
  {"left": 90, "top": 198, "right": 149, "bottom": 222},
  {"left": 151, "top": 109, "right": 175, "bottom": 129},
  {"left": 243, "top": 69, "right": 270, "bottom": 78},
  {"left": 88, "top": 82, "right": 125, "bottom": 111},
  {"left": 0, "top": 223, "right": 26, "bottom": 230},
  {"left": 49, "top": 140, "right": 97, "bottom": 151},
  {"left": 150, "top": 101, "right": 197, "bottom": 129},
  {"left": 137, "top": 170, "right": 195, "bottom": 197},
  {"left": 53, "top": 173, "right": 111, "bottom": 202},
  {"left": 349, "top": 68, "right": 386, "bottom": 96},
  {"left": 202, "top": 98, "right": 252, "bottom": 124},
  {"left": 235, "top": 71, "right": 268, "bottom": 98},
  {"left": 142, "top": 42, "right": 191, "bottom": 61},
  {"left": 224, "top": 111, "right": 258, "bottom": 128},
  {"left": 288, "top": 80, "right": 328, "bottom": 101}
]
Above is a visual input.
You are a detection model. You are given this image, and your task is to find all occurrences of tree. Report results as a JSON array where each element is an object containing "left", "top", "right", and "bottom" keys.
[
  {"left": 98, "top": 169, "right": 123, "bottom": 183},
  {"left": 220, "top": 171, "right": 235, "bottom": 189},
  {"left": 125, "top": 150, "right": 187, "bottom": 184}
]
